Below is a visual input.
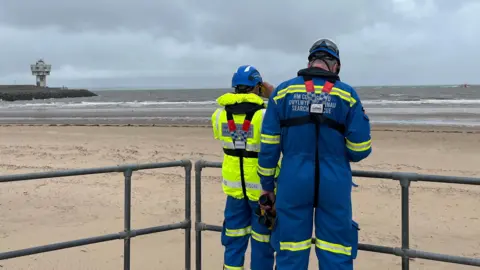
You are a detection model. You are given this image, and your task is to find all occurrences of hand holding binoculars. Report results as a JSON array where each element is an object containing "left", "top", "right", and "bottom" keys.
[{"left": 255, "top": 193, "right": 276, "bottom": 230}]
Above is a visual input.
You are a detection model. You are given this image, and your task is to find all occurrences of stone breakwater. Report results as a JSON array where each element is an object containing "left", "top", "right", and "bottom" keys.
[{"left": 0, "top": 85, "right": 97, "bottom": 101}]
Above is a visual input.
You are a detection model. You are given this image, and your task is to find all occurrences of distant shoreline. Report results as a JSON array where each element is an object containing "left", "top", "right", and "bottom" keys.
[
  {"left": 87, "top": 84, "right": 479, "bottom": 91},
  {"left": 0, "top": 122, "right": 478, "bottom": 134}
]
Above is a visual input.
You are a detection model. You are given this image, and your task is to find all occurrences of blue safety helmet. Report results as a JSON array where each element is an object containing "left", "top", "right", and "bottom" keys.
[
  {"left": 308, "top": 38, "right": 340, "bottom": 62},
  {"left": 231, "top": 65, "right": 263, "bottom": 88},
  {"left": 308, "top": 38, "right": 341, "bottom": 74}
]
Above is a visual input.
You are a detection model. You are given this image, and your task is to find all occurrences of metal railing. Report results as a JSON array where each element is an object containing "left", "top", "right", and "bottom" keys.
[
  {"left": 1, "top": 158, "right": 479, "bottom": 269},
  {"left": 0, "top": 160, "right": 192, "bottom": 270},
  {"left": 194, "top": 160, "right": 480, "bottom": 270}
]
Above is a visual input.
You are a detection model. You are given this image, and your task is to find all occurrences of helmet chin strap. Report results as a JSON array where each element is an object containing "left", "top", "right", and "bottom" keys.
[
  {"left": 235, "top": 84, "right": 262, "bottom": 95},
  {"left": 234, "top": 85, "right": 253, "bottom": 93},
  {"left": 322, "top": 59, "right": 334, "bottom": 73},
  {"left": 309, "top": 59, "right": 334, "bottom": 73},
  {"left": 308, "top": 51, "right": 341, "bottom": 74}
]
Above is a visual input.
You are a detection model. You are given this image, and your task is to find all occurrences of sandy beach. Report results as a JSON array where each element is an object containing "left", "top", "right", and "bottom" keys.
[{"left": 0, "top": 125, "right": 479, "bottom": 270}]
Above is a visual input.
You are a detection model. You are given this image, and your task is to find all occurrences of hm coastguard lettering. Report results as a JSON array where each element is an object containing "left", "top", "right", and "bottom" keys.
[
  {"left": 289, "top": 93, "right": 310, "bottom": 112},
  {"left": 287, "top": 92, "right": 338, "bottom": 113},
  {"left": 324, "top": 96, "right": 337, "bottom": 114}
]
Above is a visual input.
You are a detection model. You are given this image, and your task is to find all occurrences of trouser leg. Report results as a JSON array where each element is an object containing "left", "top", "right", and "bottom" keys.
[
  {"left": 248, "top": 200, "right": 275, "bottom": 270},
  {"left": 221, "top": 196, "right": 250, "bottom": 269},
  {"left": 272, "top": 196, "right": 313, "bottom": 270},
  {"left": 314, "top": 173, "right": 356, "bottom": 270}
]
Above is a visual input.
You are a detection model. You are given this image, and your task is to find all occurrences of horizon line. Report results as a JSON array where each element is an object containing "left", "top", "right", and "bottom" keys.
[{"left": 88, "top": 83, "right": 477, "bottom": 90}]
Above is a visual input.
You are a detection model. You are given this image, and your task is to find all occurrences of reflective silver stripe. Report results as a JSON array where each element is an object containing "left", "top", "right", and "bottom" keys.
[
  {"left": 261, "top": 108, "right": 266, "bottom": 119},
  {"left": 315, "top": 239, "right": 352, "bottom": 256},
  {"left": 260, "top": 134, "right": 280, "bottom": 144},
  {"left": 223, "top": 265, "right": 244, "bottom": 270},
  {"left": 252, "top": 231, "right": 270, "bottom": 243},
  {"left": 222, "top": 179, "right": 262, "bottom": 190},
  {"left": 216, "top": 108, "right": 223, "bottom": 134},
  {"left": 225, "top": 226, "right": 251, "bottom": 237},
  {"left": 257, "top": 166, "right": 276, "bottom": 176},
  {"left": 260, "top": 108, "right": 267, "bottom": 131},
  {"left": 222, "top": 141, "right": 260, "bottom": 152},
  {"left": 279, "top": 239, "right": 312, "bottom": 251}
]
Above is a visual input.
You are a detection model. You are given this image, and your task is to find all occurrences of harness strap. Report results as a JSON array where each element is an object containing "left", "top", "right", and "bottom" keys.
[
  {"left": 308, "top": 76, "right": 330, "bottom": 209},
  {"left": 225, "top": 110, "right": 259, "bottom": 202},
  {"left": 279, "top": 115, "right": 346, "bottom": 134},
  {"left": 279, "top": 78, "right": 345, "bottom": 134},
  {"left": 223, "top": 148, "right": 259, "bottom": 158},
  {"left": 278, "top": 76, "right": 339, "bottom": 208},
  {"left": 226, "top": 110, "right": 256, "bottom": 149}
]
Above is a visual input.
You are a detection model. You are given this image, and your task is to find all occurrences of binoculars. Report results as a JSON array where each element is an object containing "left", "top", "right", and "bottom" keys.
[{"left": 255, "top": 194, "right": 276, "bottom": 230}]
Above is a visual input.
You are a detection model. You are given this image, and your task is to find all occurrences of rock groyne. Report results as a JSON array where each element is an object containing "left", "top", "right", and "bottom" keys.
[{"left": 0, "top": 85, "right": 97, "bottom": 101}]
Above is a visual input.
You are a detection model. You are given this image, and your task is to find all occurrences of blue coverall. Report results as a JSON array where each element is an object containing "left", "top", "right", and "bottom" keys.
[
  {"left": 257, "top": 72, "right": 372, "bottom": 269},
  {"left": 221, "top": 197, "right": 275, "bottom": 269}
]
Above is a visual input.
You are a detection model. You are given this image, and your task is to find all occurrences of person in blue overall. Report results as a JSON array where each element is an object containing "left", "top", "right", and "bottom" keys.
[{"left": 257, "top": 39, "right": 372, "bottom": 269}]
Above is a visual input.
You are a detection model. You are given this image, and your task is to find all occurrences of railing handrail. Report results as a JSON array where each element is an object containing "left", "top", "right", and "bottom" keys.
[
  {"left": 0, "top": 161, "right": 188, "bottom": 183},
  {"left": 0, "top": 160, "right": 192, "bottom": 270},
  {"left": 194, "top": 159, "right": 480, "bottom": 270},
  {"left": 2, "top": 159, "right": 480, "bottom": 269},
  {"left": 195, "top": 160, "right": 480, "bottom": 185}
]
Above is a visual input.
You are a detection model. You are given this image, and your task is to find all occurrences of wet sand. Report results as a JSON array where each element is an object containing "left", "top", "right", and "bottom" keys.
[{"left": 0, "top": 125, "right": 479, "bottom": 269}]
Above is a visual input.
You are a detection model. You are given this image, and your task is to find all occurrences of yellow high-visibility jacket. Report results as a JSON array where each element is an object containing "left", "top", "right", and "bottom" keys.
[{"left": 211, "top": 93, "right": 280, "bottom": 201}]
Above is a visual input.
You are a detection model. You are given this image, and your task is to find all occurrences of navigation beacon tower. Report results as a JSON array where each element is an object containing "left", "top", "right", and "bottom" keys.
[{"left": 30, "top": 59, "right": 51, "bottom": 87}]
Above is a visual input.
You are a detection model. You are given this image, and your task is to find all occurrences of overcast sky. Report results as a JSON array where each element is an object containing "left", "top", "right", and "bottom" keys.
[{"left": 0, "top": 0, "right": 478, "bottom": 89}]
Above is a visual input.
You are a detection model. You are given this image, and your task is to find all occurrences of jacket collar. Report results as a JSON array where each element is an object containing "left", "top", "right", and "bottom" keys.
[{"left": 216, "top": 93, "right": 265, "bottom": 107}]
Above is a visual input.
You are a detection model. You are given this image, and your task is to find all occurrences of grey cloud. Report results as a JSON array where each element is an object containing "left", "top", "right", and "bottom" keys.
[
  {"left": 0, "top": 0, "right": 431, "bottom": 52},
  {"left": 0, "top": 1, "right": 189, "bottom": 29},
  {"left": 0, "top": 0, "right": 201, "bottom": 44},
  {"left": 0, "top": 0, "right": 479, "bottom": 87},
  {"left": 195, "top": 0, "right": 400, "bottom": 53}
]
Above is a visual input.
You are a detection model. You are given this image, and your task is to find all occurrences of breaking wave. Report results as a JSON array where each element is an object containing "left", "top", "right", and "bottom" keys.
[{"left": 1, "top": 99, "right": 480, "bottom": 109}]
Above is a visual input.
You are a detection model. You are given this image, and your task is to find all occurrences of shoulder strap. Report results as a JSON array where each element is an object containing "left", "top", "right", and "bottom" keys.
[
  {"left": 223, "top": 108, "right": 261, "bottom": 157},
  {"left": 278, "top": 76, "right": 345, "bottom": 135},
  {"left": 223, "top": 104, "right": 262, "bottom": 202},
  {"left": 226, "top": 110, "right": 257, "bottom": 142}
]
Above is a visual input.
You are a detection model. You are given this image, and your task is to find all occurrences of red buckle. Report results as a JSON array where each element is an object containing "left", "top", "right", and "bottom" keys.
[
  {"left": 323, "top": 81, "right": 334, "bottom": 93},
  {"left": 305, "top": 79, "right": 334, "bottom": 94},
  {"left": 304, "top": 80, "right": 315, "bottom": 93},
  {"left": 229, "top": 118, "right": 251, "bottom": 135},
  {"left": 227, "top": 120, "right": 236, "bottom": 132},
  {"left": 242, "top": 120, "right": 251, "bottom": 132}
]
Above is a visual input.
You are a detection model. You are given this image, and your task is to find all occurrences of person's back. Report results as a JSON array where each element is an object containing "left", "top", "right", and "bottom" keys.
[
  {"left": 211, "top": 65, "right": 276, "bottom": 270},
  {"left": 272, "top": 74, "right": 369, "bottom": 190},
  {"left": 258, "top": 39, "right": 372, "bottom": 270},
  {"left": 212, "top": 92, "right": 267, "bottom": 198}
]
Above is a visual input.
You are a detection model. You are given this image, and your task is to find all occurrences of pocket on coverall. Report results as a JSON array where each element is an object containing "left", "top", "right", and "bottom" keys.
[{"left": 351, "top": 220, "right": 360, "bottom": 259}]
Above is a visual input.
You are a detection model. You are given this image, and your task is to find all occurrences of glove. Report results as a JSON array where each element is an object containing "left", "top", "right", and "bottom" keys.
[
  {"left": 259, "top": 190, "right": 275, "bottom": 211},
  {"left": 256, "top": 191, "right": 277, "bottom": 230}
]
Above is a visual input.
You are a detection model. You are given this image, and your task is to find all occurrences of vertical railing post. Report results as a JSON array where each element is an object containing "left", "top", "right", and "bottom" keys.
[
  {"left": 183, "top": 161, "right": 192, "bottom": 270},
  {"left": 195, "top": 161, "right": 204, "bottom": 270},
  {"left": 123, "top": 169, "right": 133, "bottom": 270},
  {"left": 398, "top": 174, "right": 412, "bottom": 270}
]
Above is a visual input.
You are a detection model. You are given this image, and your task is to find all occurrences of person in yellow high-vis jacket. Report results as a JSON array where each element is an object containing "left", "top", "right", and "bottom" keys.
[{"left": 211, "top": 64, "right": 279, "bottom": 270}]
